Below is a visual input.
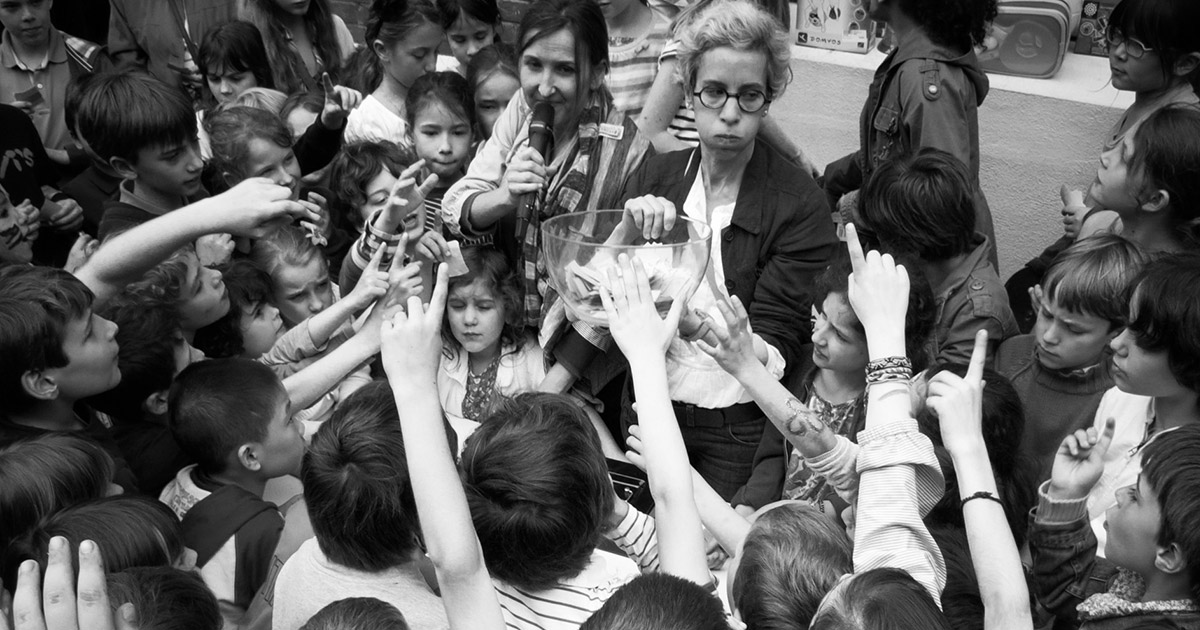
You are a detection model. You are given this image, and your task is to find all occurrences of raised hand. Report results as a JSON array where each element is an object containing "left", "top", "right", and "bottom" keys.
[
  {"left": 2, "top": 537, "right": 137, "bottom": 630},
  {"left": 378, "top": 233, "right": 424, "bottom": 314},
  {"left": 195, "top": 233, "right": 234, "bottom": 267},
  {"left": 1060, "top": 185, "right": 1087, "bottom": 241},
  {"left": 299, "top": 192, "right": 333, "bottom": 246},
  {"left": 380, "top": 265, "right": 449, "bottom": 384},
  {"left": 416, "top": 230, "right": 451, "bottom": 263},
  {"left": 344, "top": 245, "right": 391, "bottom": 312},
  {"left": 382, "top": 160, "right": 439, "bottom": 231},
  {"left": 1049, "top": 417, "right": 1117, "bottom": 501},
  {"left": 319, "top": 73, "right": 363, "bottom": 130},
  {"left": 213, "top": 177, "right": 316, "bottom": 238},
  {"left": 598, "top": 254, "right": 685, "bottom": 361},
  {"left": 844, "top": 223, "right": 909, "bottom": 358},
  {"left": 927, "top": 330, "right": 988, "bottom": 457},
  {"left": 695, "top": 297, "right": 761, "bottom": 380}
]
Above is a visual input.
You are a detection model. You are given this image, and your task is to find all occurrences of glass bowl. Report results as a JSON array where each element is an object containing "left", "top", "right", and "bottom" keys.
[{"left": 541, "top": 210, "right": 712, "bottom": 327}]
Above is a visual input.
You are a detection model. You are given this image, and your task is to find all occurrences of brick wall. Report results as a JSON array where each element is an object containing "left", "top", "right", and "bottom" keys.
[
  {"left": 330, "top": 0, "right": 369, "bottom": 42},
  {"left": 329, "top": 0, "right": 528, "bottom": 46}
]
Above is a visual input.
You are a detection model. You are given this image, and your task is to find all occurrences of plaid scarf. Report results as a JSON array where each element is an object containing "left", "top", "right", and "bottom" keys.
[{"left": 514, "top": 94, "right": 651, "bottom": 328}]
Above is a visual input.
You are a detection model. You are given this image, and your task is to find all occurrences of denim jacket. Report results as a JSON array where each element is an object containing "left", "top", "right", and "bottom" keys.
[{"left": 1029, "top": 482, "right": 1200, "bottom": 629}]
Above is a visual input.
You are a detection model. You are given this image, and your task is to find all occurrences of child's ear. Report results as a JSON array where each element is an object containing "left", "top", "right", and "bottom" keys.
[
  {"left": 372, "top": 39, "right": 390, "bottom": 62},
  {"left": 237, "top": 443, "right": 263, "bottom": 472},
  {"left": 1155, "top": 541, "right": 1187, "bottom": 576},
  {"left": 20, "top": 370, "right": 59, "bottom": 402},
  {"left": 142, "top": 390, "right": 170, "bottom": 417},
  {"left": 108, "top": 156, "right": 138, "bottom": 181},
  {"left": 1173, "top": 52, "right": 1200, "bottom": 78},
  {"left": 1140, "top": 189, "right": 1171, "bottom": 214}
]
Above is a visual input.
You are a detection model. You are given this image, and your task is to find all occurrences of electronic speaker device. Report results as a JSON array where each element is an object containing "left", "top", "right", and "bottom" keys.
[{"left": 978, "top": 0, "right": 1072, "bottom": 78}]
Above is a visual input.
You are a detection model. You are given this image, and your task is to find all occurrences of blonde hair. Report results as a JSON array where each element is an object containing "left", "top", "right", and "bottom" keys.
[
  {"left": 216, "top": 87, "right": 289, "bottom": 114},
  {"left": 674, "top": 0, "right": 792, "bottom": 99}
]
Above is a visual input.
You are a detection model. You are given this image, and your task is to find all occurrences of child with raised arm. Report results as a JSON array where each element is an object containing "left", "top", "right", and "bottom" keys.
[
  {"left": 806, "top": 223, "right": 948, "bottom": 624},
  {"left": 1029, "top": 422, "right": 1200, "bottom": 627},
  {"left": 926, "top": 332, "right": 1033, "bottom": 630},
  {"left": 380, "top": 264, "right": 508, "bottom": 630}
]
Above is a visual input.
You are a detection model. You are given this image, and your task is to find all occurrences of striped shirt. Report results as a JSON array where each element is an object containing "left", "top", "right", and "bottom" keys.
[
  {"left": 493, "top": 505, "right": 658, "bottom": 629},
  {"left": 807, "top": 419, "right": 947, "bottom": 606},
  {"left": 658, "top": 39, "right": 699, "bottom": 146},
  {"left": 607, "top": 16, "right": 671, "bottom": 118}
]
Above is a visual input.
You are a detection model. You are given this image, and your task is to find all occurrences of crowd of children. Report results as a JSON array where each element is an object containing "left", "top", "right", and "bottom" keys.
[{"left": 2, "top": 0, "right": 1200, "bottom": 628}]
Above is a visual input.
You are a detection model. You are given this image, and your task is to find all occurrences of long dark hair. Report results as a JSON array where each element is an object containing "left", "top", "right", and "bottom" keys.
[
  {"left": 197, "top": 21, "right": 276, "bottom": 94},
  {"left": 240, "top": 0, "right": 345, "bottom": 93},
  {"left": 343, "top": 0, "right": 443, "bottom": 93}
]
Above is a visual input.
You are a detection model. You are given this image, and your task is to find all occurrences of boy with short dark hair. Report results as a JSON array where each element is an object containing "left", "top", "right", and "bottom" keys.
[
  {"left": 73, "top": 71, "right": 205, "bottom": 239},
  {"left": 996, "top": 234, "right": 1146, "bottom": 483},
  {"left": 856, "top": 148, "right": 1018, "bottom": 363},
  {"left": 1030, "top": 422, "right": 1200, "bottom": 627},
  {"left": 0, "top": 270, "right": 134, "bottom": 490},
  {"left": 272, "top": 382, "right": 449, "bottom": 630},
  {"left": 160, "top": 358, "right": 306, "bottom": 616},
  {"left": 88, "top": 296, "right": 204, "bottom": 495}
]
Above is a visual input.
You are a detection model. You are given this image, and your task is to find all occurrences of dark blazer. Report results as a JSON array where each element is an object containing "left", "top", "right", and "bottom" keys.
[{"left": 619, "top": 140, "right": 838, "bottom": 370}]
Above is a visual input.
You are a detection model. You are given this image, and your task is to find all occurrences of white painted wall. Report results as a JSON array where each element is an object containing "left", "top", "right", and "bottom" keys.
[{"left": 771, "top": 44, "right": 1132, "bottom": 277}]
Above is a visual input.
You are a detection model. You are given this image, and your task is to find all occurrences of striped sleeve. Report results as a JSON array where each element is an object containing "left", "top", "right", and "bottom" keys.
[
  {"left": 605, "top": 504, "right": 660, "bottom": 572},
  {"left": 606, "top": 18, "right": 671, "bottom": 118},
  {"left": 853, "top": 419, "right": 946, "bottom": 606}
]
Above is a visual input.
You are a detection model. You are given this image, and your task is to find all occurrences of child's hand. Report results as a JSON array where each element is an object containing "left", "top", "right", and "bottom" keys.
[
  {"left": 696, "top": 296, "right": 762, "bottom": 380},
  {"left": 621, "top": 195, "right": 677, "bottom": 240},
  {"left": 1060, "top": 185, "right": 1088, "bottom": 240},
  {"left": 1048, "top": 418, "right": 1116, "bottom": 501},
  {"left": 598, "top": 254, "right": 685, "bottom": 362},
  {"left": 195, "top": 233, "right": 234, "bottom": 267},
  {"left": 40, "top": 197, "right": 84, "bottom": 232},
  {"left": 845, "top": 223, "right": 909, "bottom": 350},
  {"left": 344, "top": 246, "right": 390, "bottom": 311},
  {"left": 927, "top": 330, "right": 988, "bottom": 457},
  {"left": 13, "top": 199, "right": 40, "bottom": 245},
  {"left": 382, "top": 160, "right": 439, "bottom": 231},
  {"left": 63, "top": 233, "right": 98, "bottom": 275},
  {"left": 300, "top": 192, "right": 333, "bottom": 246},
  {"left": 215, "top": 177, "right": 315, "bottom": 238},
  {"left": 1027, "top": 283, "right": 1045, "bottom": 316},
  {"left": 318, "top": 73, "right": 362, "bottom": 130},
  {"left": 623, "top": 423, "right": 648, "bottom": 472},
  {"left": 376, "top": 234, "right": 425, "bottom": 314},
  {"left": 1, "top": 537, "right": 137, "bottom": 630},
  {"left": 416, "top": 230, "right": 451, "bottom": 263},
  {"left": 381, "top": 265, "right": 449, "bottom": 386}
]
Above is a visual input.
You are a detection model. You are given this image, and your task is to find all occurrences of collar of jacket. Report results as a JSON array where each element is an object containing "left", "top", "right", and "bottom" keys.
[{"left": 681, "top": 140, "right": 787, "bottom": 236}]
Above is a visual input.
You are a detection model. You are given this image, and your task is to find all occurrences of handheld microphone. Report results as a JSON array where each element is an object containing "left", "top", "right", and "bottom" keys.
[
  {"left": 528, "top": 101, "right": 555, "bottom": 159},
  {"left": 517, "top": 101, "right": 555, "bottom": 225}
]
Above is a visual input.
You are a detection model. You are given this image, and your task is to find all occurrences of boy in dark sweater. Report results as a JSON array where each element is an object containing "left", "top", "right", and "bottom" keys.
[{"left": 995, "top": 234, "right": 1146, "bottom": 484}]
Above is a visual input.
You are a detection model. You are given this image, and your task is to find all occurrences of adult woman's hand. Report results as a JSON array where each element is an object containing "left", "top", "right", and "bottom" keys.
[
  {"left": 621, "top": 195, "right": 677, "bottom": 241},
  {"left": 500, "top": 146, "right": 548, "bottom": 208}
]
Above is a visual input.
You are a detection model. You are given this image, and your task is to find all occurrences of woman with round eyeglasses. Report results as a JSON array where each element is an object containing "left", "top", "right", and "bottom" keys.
[{"left": 614, "top": 0, "right": 838, "bottom": 500}]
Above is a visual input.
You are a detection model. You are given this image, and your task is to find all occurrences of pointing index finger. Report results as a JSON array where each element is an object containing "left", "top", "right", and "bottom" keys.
[
  {"left": 845, "top": 223, "right": 867, "bottom": 276},
  {"left": 965, "top": 329, "right": 988, "bottom": 384}
]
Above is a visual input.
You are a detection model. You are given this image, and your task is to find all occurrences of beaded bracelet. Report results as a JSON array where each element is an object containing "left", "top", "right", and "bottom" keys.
[
  {"left": 865, "top": 367, "right": 912, "bottom": 386},
  {"left": 866, "top": 356, "right": 912, "bottom": 373},
  {"left": 960, "top": 490, "right": 1004, "bottom": 509}
]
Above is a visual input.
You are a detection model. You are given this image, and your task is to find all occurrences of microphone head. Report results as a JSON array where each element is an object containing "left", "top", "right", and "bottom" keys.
[{"left": 530, "top": 101, "right": 555, "bottom": 135}]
